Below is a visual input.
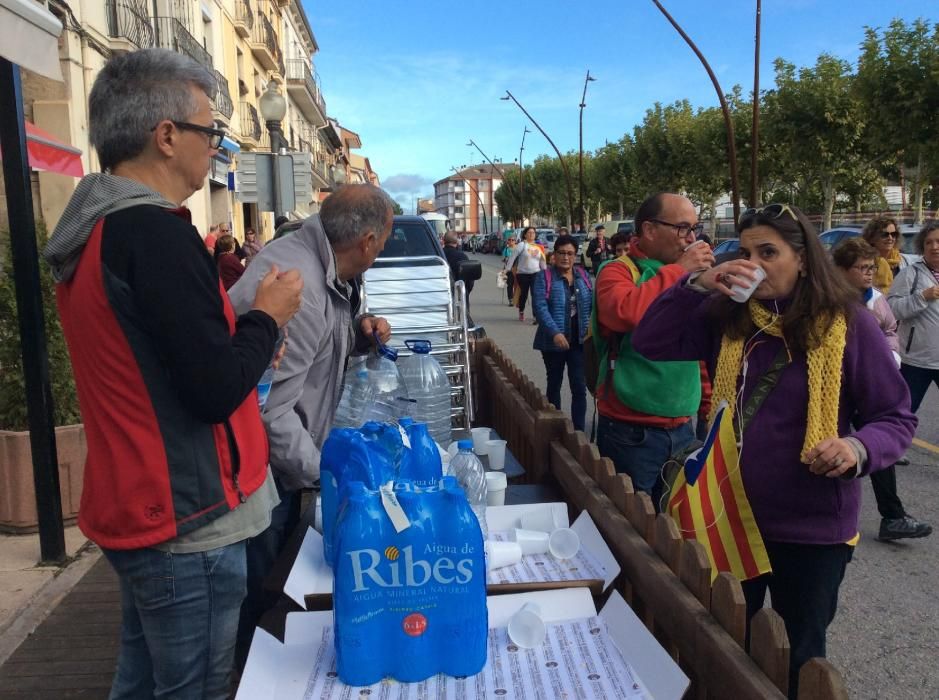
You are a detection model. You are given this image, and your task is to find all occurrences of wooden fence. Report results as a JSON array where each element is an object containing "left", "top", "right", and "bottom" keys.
[{"left": 470, "top": 337, "right": 849, "bottom": 700}]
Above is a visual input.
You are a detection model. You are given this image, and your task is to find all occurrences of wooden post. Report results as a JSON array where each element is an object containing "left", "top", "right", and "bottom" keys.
[
  {"left": 797, "top": 658, "right": 849, "bottom": 700},
  {"left": 750, "top": 608, "right": 790, "bottom": 696},
  {"left": 710, "top": 573, "right": 747, "bottom": 647},
  {"left": 680, "top": 540, "right": 712, "bottom": 607}
]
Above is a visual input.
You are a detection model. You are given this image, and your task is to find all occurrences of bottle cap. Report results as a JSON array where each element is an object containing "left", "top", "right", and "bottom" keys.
[
  {"left": 405, "top": 339, "right": 432, "bottom": 354},
  {"left": 457, "top": 439, "right": 473, "bottom": 451}
]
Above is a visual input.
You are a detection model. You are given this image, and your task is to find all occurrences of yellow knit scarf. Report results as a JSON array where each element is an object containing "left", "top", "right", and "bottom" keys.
[{"left": 709, "top": 301, "right": 848, "bottom": 462}]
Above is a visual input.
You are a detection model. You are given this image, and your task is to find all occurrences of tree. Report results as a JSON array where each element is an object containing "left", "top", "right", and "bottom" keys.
[
  {"left": 856, "top": 18, "right": 939, "bottom": 223},
  {"left": 764, "top": 55, "right": 875, "bottom": 229},
  {"left": 391, "top": 200, "right": 404, "bottom": 215}
]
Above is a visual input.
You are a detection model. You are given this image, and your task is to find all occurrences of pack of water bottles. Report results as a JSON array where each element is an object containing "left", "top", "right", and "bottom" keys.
[{"left": 321, "top": 419, "right": 488, "bottom": 685}]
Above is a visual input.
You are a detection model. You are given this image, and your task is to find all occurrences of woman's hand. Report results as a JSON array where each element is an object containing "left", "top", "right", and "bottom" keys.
[
  {"left": 922, "top": 286, "right": 939, "bottom": 302},
  {"left": 694, "top": 260, "right": 762, "bottom": 297},
  {"left": 553, "top": 333, "right": 570, "bottom": 350},
  {"left": 804, "top": 437, "right": 858, "bottom": 478}
]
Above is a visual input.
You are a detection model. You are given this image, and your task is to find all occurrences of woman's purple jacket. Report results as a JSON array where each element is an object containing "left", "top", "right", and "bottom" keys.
[{"left": 632, "top": 278, "right": 917, "bottom": 545}]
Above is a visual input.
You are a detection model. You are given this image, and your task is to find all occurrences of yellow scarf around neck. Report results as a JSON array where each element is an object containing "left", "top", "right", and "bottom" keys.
[{"left": 709, "top": 300, "right": 848, "bottom": 462}]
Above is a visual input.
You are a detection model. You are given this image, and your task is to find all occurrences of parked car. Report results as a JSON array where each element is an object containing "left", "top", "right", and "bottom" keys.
[
  {"left": 589, "top": 219, "right": 635, "bottom": 237},
  {"left": 713, "top": 238, "right": 741, "bottom": 264},
  {"left": 480, "top": 233, "right": 503, "bottom": 254},
  {"left": 537, "top": 230, "right": 559, "bottom": 252},
  {"left": 818, "top": 225, "right": 864, "bottom": 251},
  {"left": 819, "top": 224, "right": 920, "bottom": 264}
]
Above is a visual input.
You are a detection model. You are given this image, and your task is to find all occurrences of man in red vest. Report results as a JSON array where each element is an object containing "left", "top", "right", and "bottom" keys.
[{"left": 43, "top": 48, "right": 302, "bottom": 699}]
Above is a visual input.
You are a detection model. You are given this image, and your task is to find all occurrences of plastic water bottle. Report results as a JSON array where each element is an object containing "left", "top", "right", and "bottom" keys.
[
  {"left": 332, "top": 368, "right": 373, "bottom": 428},
  {"left": 256, "top": 331, "right": 285, "bottom": 410},
  {"left": 449, "top": 440, "right": 488, "bottom": 540},
  {"left": 399, "top": 340, "right": 452, "bottom": 445},
  {"left": 361, "top": 344, "right": 410, "bottom": 424}
]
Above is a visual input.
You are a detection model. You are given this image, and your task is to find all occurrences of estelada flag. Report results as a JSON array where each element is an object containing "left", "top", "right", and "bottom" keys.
[{"left": 666, "top": 401, "right": 771, "bottom": 582}]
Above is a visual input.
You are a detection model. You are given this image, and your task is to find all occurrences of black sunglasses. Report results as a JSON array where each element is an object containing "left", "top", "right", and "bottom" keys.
[{"left": 151, "top": 120, "right": 226, "bottom": 149}]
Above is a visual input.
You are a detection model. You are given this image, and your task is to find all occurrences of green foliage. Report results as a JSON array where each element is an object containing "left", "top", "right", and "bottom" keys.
[
  {"left": 0, "top": 224, "right": 80, "bottom": 431},
  {"left": 391, "top": 200, "right": 404, "bottom": 215}
]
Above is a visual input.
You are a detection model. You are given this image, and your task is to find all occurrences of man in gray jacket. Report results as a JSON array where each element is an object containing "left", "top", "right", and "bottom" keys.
[{"left": 228, "top": 184, "right": 393, "bottom": 665}]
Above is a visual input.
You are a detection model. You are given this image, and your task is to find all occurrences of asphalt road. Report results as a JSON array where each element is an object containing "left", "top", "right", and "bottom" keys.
[{"left": 467, "top": 252, "right": 939, "bottom": 700}]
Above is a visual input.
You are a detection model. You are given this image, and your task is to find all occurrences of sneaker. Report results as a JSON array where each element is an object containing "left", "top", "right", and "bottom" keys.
[
  {"left": 878, "top": 515, "right": 933, "bottom": 541},
  {"left": 895, "top": 457, "right": 910, "bottom": 466},
  {"left": 531, "top": 319, "right": 538, "bottom": 325},
  {"left": 519, "top": 312, "right": 525, "bottom": 322}
]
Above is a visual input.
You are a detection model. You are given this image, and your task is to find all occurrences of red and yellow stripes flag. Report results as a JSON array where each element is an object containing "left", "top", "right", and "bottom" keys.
[{"left": 666, "top": 402, "right": 771, "bottom": 582}]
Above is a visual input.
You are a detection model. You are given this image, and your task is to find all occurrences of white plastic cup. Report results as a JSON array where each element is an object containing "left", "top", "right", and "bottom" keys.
[
  {"left": 548, "top": 528, "right": 581, "bottom": 560},
  {"left": 510, "top": 528, "right": 550, "bottom": 555},
  {"left": 485, "top": 439, "right": 507, "bottom": 470},
  {"left": 471, "top": 427, "right": 492, "bottom": 454},
  {"left": 520, "top": 508, "right": 562, "bottom": 534},
  {"left": 729, "top": 265, "right": 767, "bottom": 303},
  {"left": 486, "top": 471, "right": 507, "bottom": 506},
  {"left": 507, "top": 602, "right": 547, "bottom": 649},
  {"left": 485, "top": 540, "right": 522, "bottom": 570}
]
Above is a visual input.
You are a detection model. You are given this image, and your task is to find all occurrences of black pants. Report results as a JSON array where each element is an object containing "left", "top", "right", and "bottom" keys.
[
  {"left": 742, "top": 541, "right": 853, "bottom": 699},
  {"left": 542, "top": 344, "right": 586, "bottom": 431},
  {"left": 506, "top": 270, "right": 515, "bottom": 302},
  {"left": 870, "top": 465, "right": 906, "bottom": 519},
  {"left": 901, "top": 362, "right": 939, "bottom": 413},
  {"left": 516, "top": 272, "right": 536, "bottom": 315}
]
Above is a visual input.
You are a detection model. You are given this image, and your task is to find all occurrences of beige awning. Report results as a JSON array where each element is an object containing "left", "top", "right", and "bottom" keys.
[{"left": 0, "top": 0, "right": 63, "bottom": 81}]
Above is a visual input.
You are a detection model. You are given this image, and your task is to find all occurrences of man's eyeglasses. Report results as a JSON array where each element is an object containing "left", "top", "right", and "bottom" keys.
[
  {"left": 151, "top": 121, "right": 226, "bottom": 149},
  {"left": 851, "top": 264, "right": 876, "bottom": 274},
  {"left": 879, "top": 230, "right": 899, "bottom": 239},
  {"left": 650, "top": 219, "right": 704, "bottom": 238}
]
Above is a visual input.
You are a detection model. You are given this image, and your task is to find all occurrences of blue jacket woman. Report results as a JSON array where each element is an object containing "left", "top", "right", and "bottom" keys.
[{"left": 531, "top": 235, "right": 593, "bottom": 430}]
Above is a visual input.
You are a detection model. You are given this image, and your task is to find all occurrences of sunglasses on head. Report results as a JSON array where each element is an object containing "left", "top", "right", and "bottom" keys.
[{"left": 741, "top": 203, "right": 799, "bottom": 221}]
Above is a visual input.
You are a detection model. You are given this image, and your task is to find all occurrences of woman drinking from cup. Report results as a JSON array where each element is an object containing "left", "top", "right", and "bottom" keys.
[{"left": 632, "top": 203, "right": 917, "bottom": 697}]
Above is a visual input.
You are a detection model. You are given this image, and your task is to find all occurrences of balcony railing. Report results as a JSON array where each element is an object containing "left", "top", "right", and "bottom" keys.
[
  {"left": 251, "top": 13, "right": 280, "bottom": 70},
  {"left": 154, "top": 17, "right": 213, "bottom": 71},
  {"left": 235, "top": 0, "right": 255, "bottom": 33},
  {"left": 212, "top": 70, "right": 234, "bottom": 120},
  {"left": 286, "top": 59, "right": 326, "bottom": 117},
  {"left": 240, "top": 101, "right": 261, "bottom": 142},
  {"left": 105, "top": 0, "right": 154, "bottom": 49}
]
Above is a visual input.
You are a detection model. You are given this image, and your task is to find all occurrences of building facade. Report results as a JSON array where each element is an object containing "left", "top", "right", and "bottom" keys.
[
  {"left": 12, "top": 0, "right": 379, "bottom": 243},
  {"left": 432, "top": 164, "right": 512, "bottom": 235}
]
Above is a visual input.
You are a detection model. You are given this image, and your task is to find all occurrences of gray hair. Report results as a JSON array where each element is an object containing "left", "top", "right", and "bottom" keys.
[
  {"left": 89, "top": 49, "right": 216, "bottom": 171},
  {"left": 443, "top": 231, "right": 460, "bottom": 246},
  {"left": 320, "top": 185, "right": 395, "bottom": 249}
]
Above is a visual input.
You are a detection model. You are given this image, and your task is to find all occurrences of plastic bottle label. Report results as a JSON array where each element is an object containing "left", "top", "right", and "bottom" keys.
[{"left": 380, "top": 481, "right": 411, "bottom": 533}]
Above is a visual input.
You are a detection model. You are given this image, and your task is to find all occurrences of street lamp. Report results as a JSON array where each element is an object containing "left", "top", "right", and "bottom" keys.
[
  {"left": 578, "top": 70, "right": 596, "bottom": 230},
  {"left": 501, "top": 90, "right": 576, "bottom": 227},
  {"left": 519, "top": 126, "right": 530, "bottom": 227},
  {"left": 258, "top": 80, "right": 287, "bottom": 220}
]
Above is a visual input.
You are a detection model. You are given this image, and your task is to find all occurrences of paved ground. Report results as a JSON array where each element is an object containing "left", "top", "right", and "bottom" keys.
[{"left": 469, "top": 252, "right": 939, "bottom": 700}]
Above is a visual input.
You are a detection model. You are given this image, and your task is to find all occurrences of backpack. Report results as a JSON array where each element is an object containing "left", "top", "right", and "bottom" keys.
[{"left": 583, "top": 256, "right": 641, "bottom": 397}]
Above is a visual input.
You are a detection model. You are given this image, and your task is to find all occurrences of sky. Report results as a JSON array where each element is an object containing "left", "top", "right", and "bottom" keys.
[{"left": 302, "top": 0, "right": 938, "bottom": 212}]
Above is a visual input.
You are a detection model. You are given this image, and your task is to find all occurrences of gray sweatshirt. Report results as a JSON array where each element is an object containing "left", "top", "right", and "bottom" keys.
[
  {"left": 887, "top": 260, "right": 939, "bottom": 370},
  {"left": 228, "top": 215, "right": 369, "bottom": 489}
]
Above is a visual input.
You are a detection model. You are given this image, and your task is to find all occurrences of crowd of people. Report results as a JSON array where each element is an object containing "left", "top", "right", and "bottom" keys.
[
  {"left": 492, "top": 196, "right": 934, "bottom": 696},
  {"left": 35, "top": 44, "right": 939, "bottom": 700}
]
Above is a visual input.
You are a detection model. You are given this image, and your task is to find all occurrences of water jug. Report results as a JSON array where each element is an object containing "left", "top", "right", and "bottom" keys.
[
  {"left": 332, "top": 365, "right": 372, "bottom": 429},
  {"left": 449, "top": 440, "right": 488, "bottom": 540},
  {"left": 361, "top": 344, "right": 410, "bottom": 424},
  {"left": 333, "top": 477, "right": 487, "bottom": 685},
  {"left": 399, "top": 340, "right": 452, "bottom": 445}
]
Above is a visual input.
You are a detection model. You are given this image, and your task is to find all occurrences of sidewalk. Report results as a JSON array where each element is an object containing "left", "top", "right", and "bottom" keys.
[{"left": 0, "top": 526, "right": 100, "bottom": 666}]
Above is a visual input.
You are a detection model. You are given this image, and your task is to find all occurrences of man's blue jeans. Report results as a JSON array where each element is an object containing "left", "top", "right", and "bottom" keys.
[
  {"left": 597, "top": 415, "right": 694, "bottom": 510},
  {"left": 103, "top": 541, "right": 247, "bottom": 700}
]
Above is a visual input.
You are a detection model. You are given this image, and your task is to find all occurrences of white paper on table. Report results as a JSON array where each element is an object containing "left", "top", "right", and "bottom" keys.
[
  {"left": 487, "top": 529, "right": 608, "bottom": 588},
  {"left": 283, "top": 526, "right": 332, "bottom": 609},
  {"left": 295, "top": 617, "right": 651, "bottom": 700},
  {"left": 601, "top": 590, "right": 690, "bottom": 700},
  {"left": 241, "top": 588, "right": 688, "bottom": 700},
  {"left": 570, "top": 510, "right": 621, "bottom": 590},
  {"left": 485, "top": 502, "right": 570, "bottom": 530}
]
